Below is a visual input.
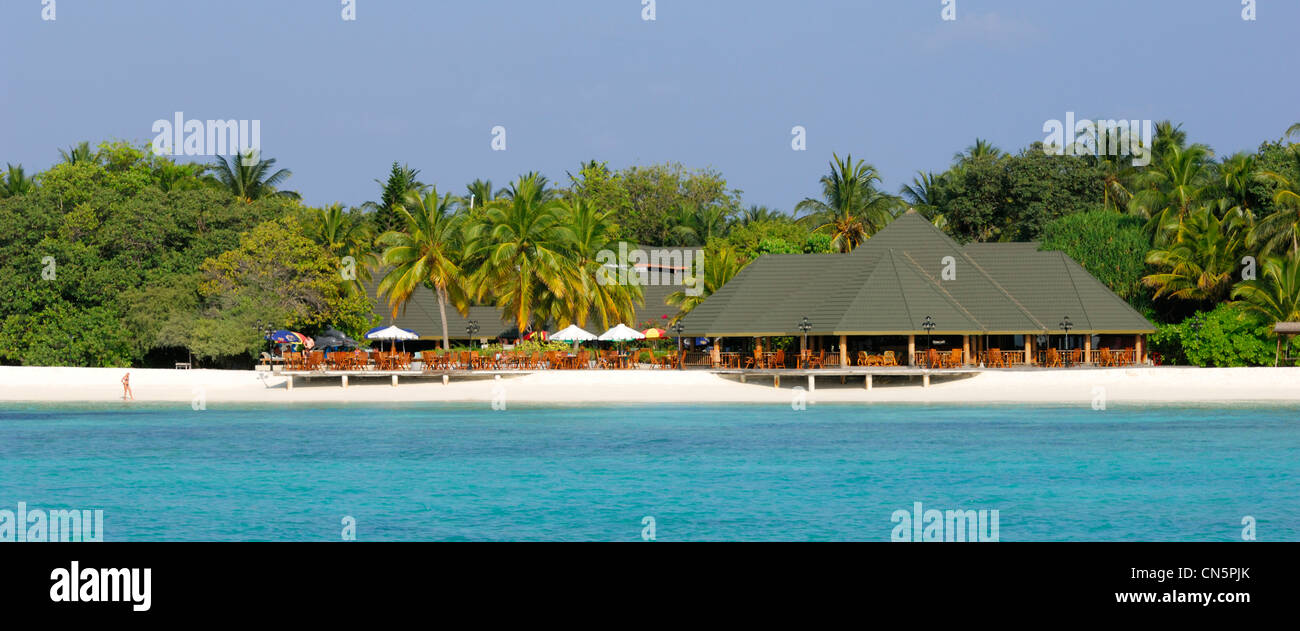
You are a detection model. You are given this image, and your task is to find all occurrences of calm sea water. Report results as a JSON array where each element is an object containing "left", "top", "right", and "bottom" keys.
[{"left": 0, "top": 402, "right": 1295, "bottom": 541}]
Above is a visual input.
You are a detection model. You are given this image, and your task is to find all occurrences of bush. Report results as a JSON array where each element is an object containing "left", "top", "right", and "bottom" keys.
[{"left": 1149, "top": 304, "right": 1276, "bottom": 366}]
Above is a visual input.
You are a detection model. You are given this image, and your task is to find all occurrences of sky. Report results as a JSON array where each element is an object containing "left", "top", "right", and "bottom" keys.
[{"left": 2, "top": 0, "right": 1297, "bottom": 211}]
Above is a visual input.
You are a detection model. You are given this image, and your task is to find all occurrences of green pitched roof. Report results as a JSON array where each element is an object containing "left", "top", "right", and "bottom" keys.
[{"left": 679, "top": 211, "right": 1155, "bottom": 336}]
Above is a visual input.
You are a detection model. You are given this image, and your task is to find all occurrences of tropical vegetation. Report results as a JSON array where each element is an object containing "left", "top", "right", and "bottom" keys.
[{"left": 3, "top": 121, "right": 1300, "bottom": 367}]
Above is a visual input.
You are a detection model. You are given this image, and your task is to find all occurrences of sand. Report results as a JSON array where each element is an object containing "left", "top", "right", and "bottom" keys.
[{"left": 0, "top": 365, "right": 1297, "bottom": 406}]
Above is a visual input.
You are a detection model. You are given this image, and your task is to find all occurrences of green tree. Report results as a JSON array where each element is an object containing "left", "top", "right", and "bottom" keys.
[
  {"left": 58, "top": 141, "right": 97, "bottom": 165},
  {"left": 210, "top": 151, "right": 300, "bottom": 202},
  {"left": 377, "top": 188, "right": 467, "bottom": 350},
  {"left": 795, "top": 153, "right": 900, "bottom": 252},
  {"left": 564, "top": 197, "right": 641, "bottom": 329},
  {"left": 1231, "top": 251, "right": 1300, "bottom": 326},
  {"left": 470, "top": 174, "right": 577, "bottom": 332},
  {"left": 306, "top": 203, "right": 377, "bottom": 297},
  {"left": 1143, "top": 208, "right": 1246, "bottom": 306},
  {"left": 365, "top": 163, "right": 426, "bottom": 235},
  {"left": 1, "top": 164, "right": 36, "bottom": 197}
]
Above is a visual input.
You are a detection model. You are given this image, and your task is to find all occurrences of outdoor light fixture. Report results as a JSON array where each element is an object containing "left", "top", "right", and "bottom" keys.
[
  {"left": 922, "top": 315, "right": 936, "bottom": 349},
  {"left": 467, "top": 320, "right": 480, "bottom": 349},
  {"left": 670, "top": 321, "right": 685, "bottom": 370},
  {"left": 1059, "top": 316, "right": 1073, "bottom": 351},
  {"left": 798, "top": 316, "right": 812, "bottom": 351}
]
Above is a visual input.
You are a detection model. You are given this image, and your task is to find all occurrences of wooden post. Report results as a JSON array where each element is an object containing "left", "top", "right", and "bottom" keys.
[
  {"left": 923, "top": 373, "right": 931, "bottom": 388},
  {"left": 963, "top": 335, "right": 971, "bottom": 366},
  {"left": 391, "top": 375, "right": 398, "bottom": 387},
  {"left": 839, "top": 335, "right": 848, "bottom": 368},
  {"left": 907, "top": 335, "right": 916, "bottom": 366},
  {"left": 442, "top": 374, "right": 449, "bottom": 385},
  {"left": 807, "top": 374, "right": 815, "bottom": 392},
  {"left": 774, "top": 375, "right": 780, "bottom": 388},
  {"left": 1084, "top": 335, "right": 1092, "bottom": 364},
  {"left": 342, "top": 375, "right": 348, "bottom": 389},
  {"left": 711, "top": 339, "right": 721, "bottom": 367},
  {"left": 1135, "top": 334, "right": 1145, "bottom": 365},
  {"left": 286, "top": 375, "right": 293, "bottom": 392},
  {"left": 1024, "top": 336, "right": 1033, "bottom": 366},
  {"left": 864, "top": 374, "right": 872, "bottom": 390}
]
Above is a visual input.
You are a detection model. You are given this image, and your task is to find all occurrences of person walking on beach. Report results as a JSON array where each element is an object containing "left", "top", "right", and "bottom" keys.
[{"left": 121, "top": 372, "right": 133, "bottom": 401}]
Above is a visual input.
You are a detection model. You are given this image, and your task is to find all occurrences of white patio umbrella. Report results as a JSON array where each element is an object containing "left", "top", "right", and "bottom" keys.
[
  {"left": 551, "top": 324, "right": 598, "bottom": 343},
  {"left": 598, "top": 323, "right": 646, "bottom": 342},
  {"left": 365, "top": 325, "right": 419, "bottom": 352}
]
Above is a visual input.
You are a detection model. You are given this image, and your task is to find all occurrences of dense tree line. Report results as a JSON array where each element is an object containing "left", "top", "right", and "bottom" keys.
[{"left": 3, "top": 122, "right": 1298, "bottom": 367}]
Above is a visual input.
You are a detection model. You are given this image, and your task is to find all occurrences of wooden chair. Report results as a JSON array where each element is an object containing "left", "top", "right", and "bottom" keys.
[
  {"left": 1047, "top": 348, "right": 1064, "bottom": 368},
  {"left": 880, "top": 351, "right": 898, "bottom": 367},
  {"left": 988, "top": 349, "right": 1004, "bottom": 368},
  {"left": 1098, "top": 348, "right": 1114, "bottom": 367},
  {"left": 767, "top": 349, "right": 785, "bottom": 369},
  {"left": 806, "top": 350, "right": 826, "bottom": 369},
  {"left": 946, "top": 348, "right": 962, "bottom": 368},
  {"left": 743, "top": 348, "right": 764, "bottom": 369},
  {"left": 925, "top": 348, "right": 941, "bottom": 369}
]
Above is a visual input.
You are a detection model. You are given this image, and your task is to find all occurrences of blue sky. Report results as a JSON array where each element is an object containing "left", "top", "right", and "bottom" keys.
[{"left": 2, "top": 0, "right": 1296, "bottom": 211}]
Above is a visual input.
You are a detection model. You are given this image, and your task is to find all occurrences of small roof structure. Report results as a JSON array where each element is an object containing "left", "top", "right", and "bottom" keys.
[{"left": 1274, "top": 323, "right": 1300, "bottom": 335}]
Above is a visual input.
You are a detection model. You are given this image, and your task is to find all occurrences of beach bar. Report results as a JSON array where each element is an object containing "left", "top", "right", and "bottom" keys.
[{"left": 677, "top": 211, "right": 1156, "bottom": 368}]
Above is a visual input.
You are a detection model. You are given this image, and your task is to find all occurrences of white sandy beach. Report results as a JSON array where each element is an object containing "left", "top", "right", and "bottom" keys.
[{"left": 0, "top": 365, "right": 1296, "bottom": 405}]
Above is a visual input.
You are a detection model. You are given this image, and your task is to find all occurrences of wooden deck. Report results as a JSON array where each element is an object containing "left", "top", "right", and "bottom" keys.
[
  {"left": 710, "top": 367, "right": 984, "bottom": 389},
  {"left": 278, "top": 369, "right": 535, "bottom": 390},
  {"left": 276, "top": 366, "right": 982, "bottom": 390}
]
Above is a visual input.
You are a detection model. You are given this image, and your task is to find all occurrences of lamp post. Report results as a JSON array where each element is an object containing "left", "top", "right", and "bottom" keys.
[
  {"left": 922, "top": 315, "right": 936, "bottom": 349},
  {"left": 671, "top": 321, "right": 685, "bottom": 370},
  {"left": 1059, "top": 316, "right": 1073, "bottom": 351},
  {"left": 467, "top": 320, "right": 480, "bottom": 350},
  {"left": 798, "top": 316, "right": 812, "bottom": 353}
]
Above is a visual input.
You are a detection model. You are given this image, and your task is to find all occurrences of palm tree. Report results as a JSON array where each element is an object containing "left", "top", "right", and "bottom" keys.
[
  {"left": 1129, "top": 144, "right": 1214, "bottom": 241},
  {"left": 470, "top": 174, "right": 577, "bottom": 333},
  {"left": 210, "top": 151, "right": 299, "bottom": 201},
  {"left": 1152, "top": 120, "right": 1188, "bottom": 162},
  {"left": 307, "top": 203, "right": 377, "bottom": 297},
  {"left": 364, "top": 163, "right": 426, "bottom": 235},
  {"left": 0, "top": 164, "right": 36, "bottom": 198},
  {"left": 465, "top": 179, "right": 503, "bottom": 210},
  {"left": 953, "top": 138, "right": 1002, "bottom": 165},
  {"left": 1143, "top": 207, "right": 1246, "bottom": 305},
  {"left": 58, "top": 141, "right": 96, "bottom": 165},
  {"left": 1232, "top": 251, "right": 1300, "bottom": 326},
  {"left": 666, "top": 245, "right": 745, "bottom": 318},
  {"left": 1217, "top": 152, "right": 1258, "bottom": 218},
  {"left": 1252, "top": 144, "right": 1300, "bottom": 256},
  {"left": 739, "top": 205, "right": 786, "bottom": 226},
  {"left": 153, "top": 161, "right": 211, "bottom": 192},
  {"left": 563, "top": 197, "right": 642, "bottom": 329},
  {"left": 671, "top": 203, "right": 732, "bottom": 245},
  {"left": 376, "top": 188, "right": 466, "bottom": 350},
  {"left": 795, "top": 153, "right": 901, "bottom": 252}
]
